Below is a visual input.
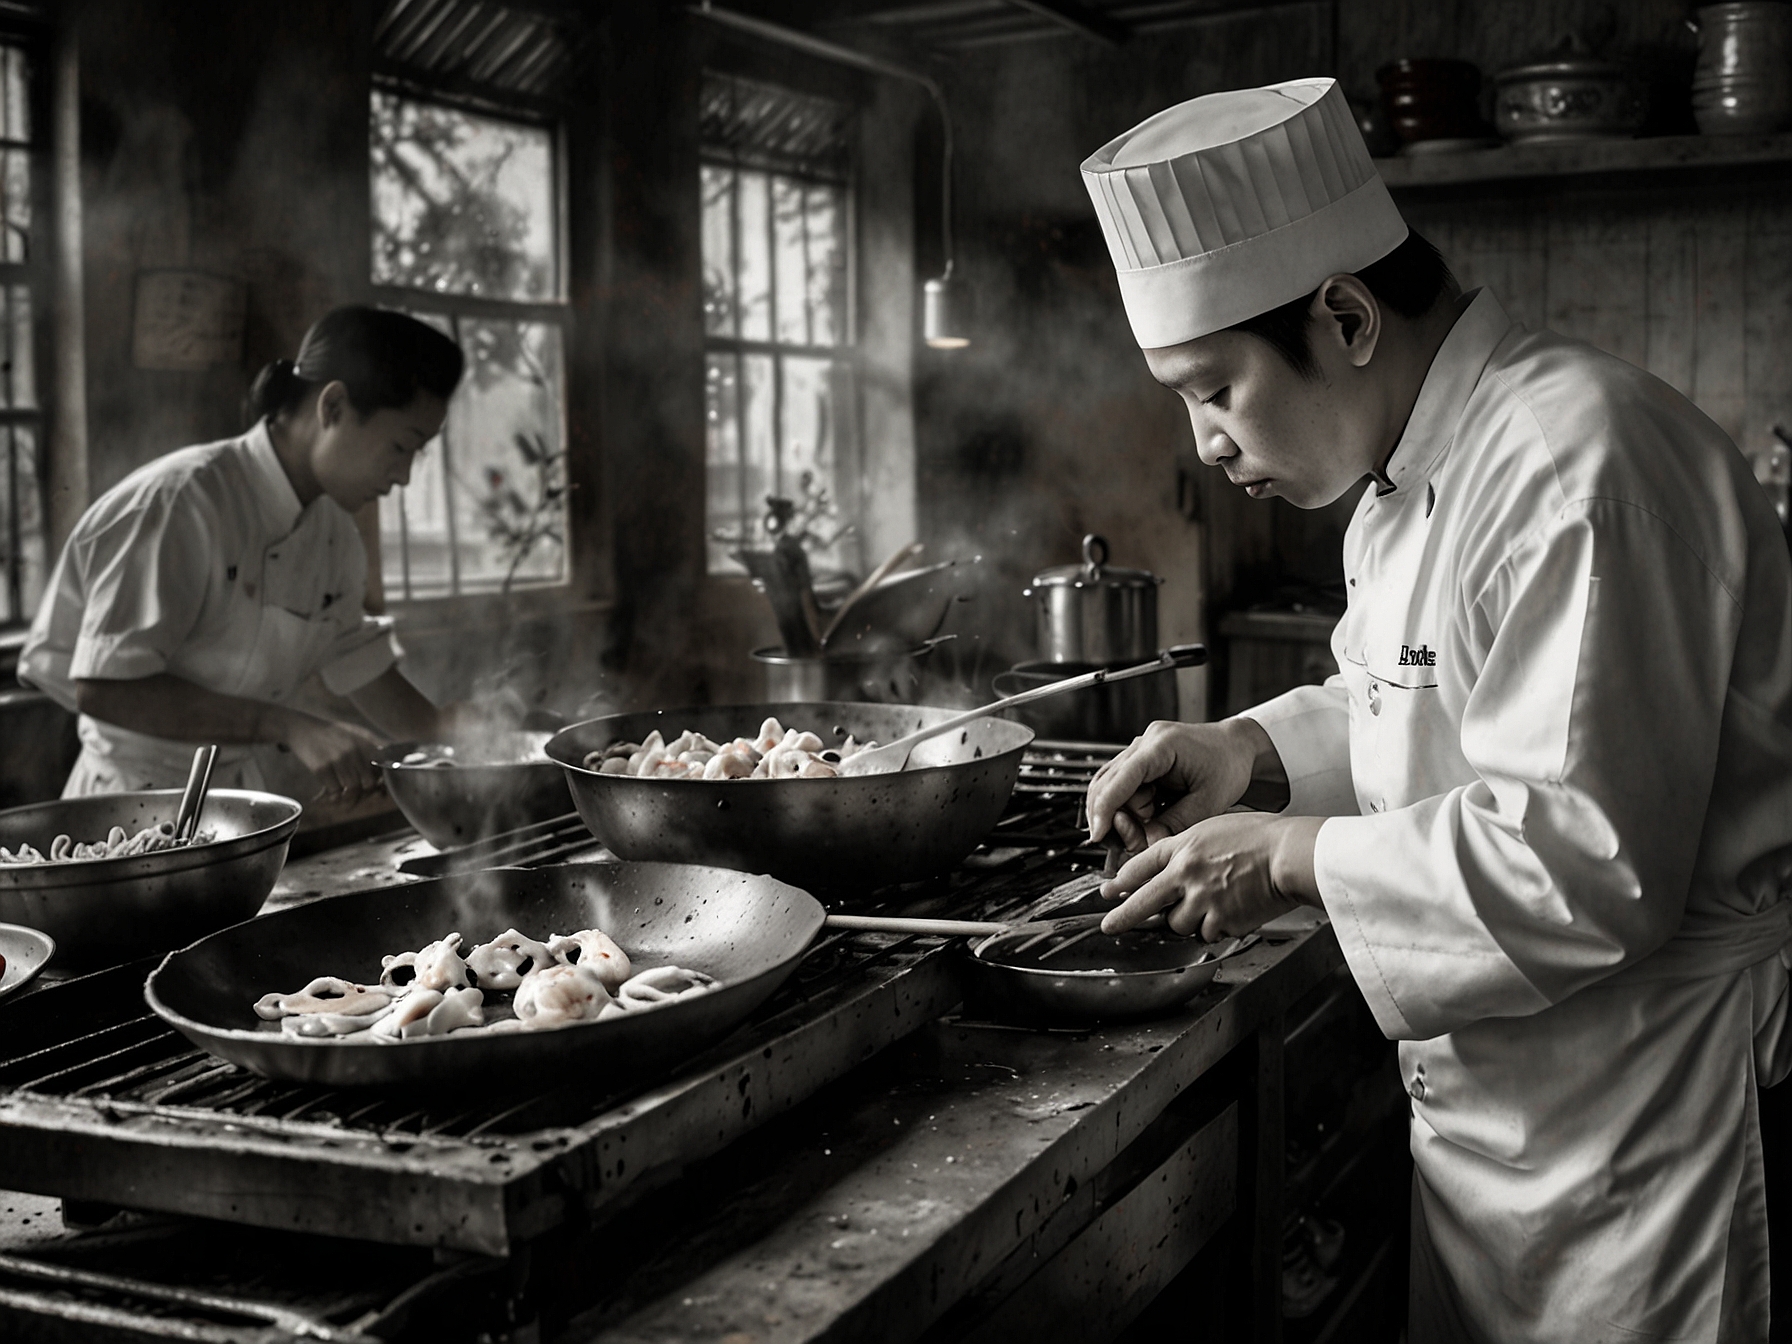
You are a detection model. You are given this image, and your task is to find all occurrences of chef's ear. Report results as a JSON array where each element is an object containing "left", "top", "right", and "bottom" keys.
[
  {"left": 316, "top": 380, "right": 352, "bottom": 429},
  {"left": 1311, "top": 274, "right": 1380, "bottom": 368}
]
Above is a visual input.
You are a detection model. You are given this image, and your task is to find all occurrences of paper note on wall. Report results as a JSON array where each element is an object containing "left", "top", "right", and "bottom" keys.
[{"left": 131, "top": 270, "right": 246, "bottom": 372}]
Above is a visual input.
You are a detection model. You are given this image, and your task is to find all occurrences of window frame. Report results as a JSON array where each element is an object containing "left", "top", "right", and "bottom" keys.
[
  {"left": 367, "top": 76, "right": 576, "bottom": 607},
  {"left": 0, "top": 20, "right": 51, "bottom": 632},
  {"left": 698, "top": 76, "right": 866, "bottom": 580}
]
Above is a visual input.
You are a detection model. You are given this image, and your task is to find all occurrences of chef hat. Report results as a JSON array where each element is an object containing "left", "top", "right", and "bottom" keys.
[{"left": 1081, "top": 78, "right": 1408, "bottom": 349}]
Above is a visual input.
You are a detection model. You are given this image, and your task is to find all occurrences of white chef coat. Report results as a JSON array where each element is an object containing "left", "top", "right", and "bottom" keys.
[
  {"left": 1242, "top": 289, "right": 1792, "bottom": 1342},
  {"left": 19, "top": 420, "right": 400, "bottom": 796}
]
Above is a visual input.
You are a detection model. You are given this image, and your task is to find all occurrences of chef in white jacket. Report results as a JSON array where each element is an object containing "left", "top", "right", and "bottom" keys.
[
  {"left": 22, "top": 306, "right": 476, "bottom": 803},
  {"left": 1081, "top": 79, "right": 1792, "bottom": 1340}
]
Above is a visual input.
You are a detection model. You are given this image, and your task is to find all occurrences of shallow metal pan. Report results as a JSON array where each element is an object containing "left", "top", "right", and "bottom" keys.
[
  {"left": 546, "top": 702, "right": 1033, "bottom": 891},
  {"left": 145, "top": 862, "right": 824, "bottom": 1089},
  {"left": 0, "top": 790, "right": 302, "bottom": 963},
  {"left": 963, "top": 889, "right": 1256, "bottom": 1025}
]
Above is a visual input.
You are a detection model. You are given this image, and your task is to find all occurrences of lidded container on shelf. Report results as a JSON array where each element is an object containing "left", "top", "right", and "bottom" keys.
[{"left": 1025, "top": 534, "right": 1161, "bottom": 666}]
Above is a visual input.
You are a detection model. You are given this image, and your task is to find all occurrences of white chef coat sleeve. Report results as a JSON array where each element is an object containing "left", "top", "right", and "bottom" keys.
[
  {"left": 47, "top": 490, "right": 214, "bottom": 692},
  {"left": 1317, "top": 497, "right": 1741, "bottom": 1041},
  {"left": 318, "top": 614, "right": 401, "bottom": 695},
  {"left": 1236, "top": 679, "right": 1359, "bottom": 817}
]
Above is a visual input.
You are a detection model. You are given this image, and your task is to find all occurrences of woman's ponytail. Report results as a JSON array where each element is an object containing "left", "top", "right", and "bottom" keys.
[
  {"left": 241, "top": 308, "right": 463, "bottom": 430},
  {"left": 244, "top": 357, "right": 310, "bottom": 427}
]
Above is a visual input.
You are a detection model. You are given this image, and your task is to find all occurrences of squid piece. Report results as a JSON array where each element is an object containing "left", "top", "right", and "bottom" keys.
[
  {"left": 546, "top": 929, "right": 632, "bottom": 992},
  {"left": 703, "top": 748, "right": 755, "bottom": 780},
  {"left": 616, "top": 965, "right": 718, "bottom": 1011},
  {"left": 254, "top": 977, "right": 391, "bottom": 1021},
  {"left": 411, "top": 932, "right": 472, "bottom": 991},
  {"left": 753, "top": 718, "right": 787, "bottom": 754},
  {"left": 281, "top": 1004, "right": 394, "bottom": 1038},
  {"left": 465, "top": 928, "right": 558, "bottom": 991},
  {"left": 513, "top": 963, "right": 613, "bottom": 1030},
  {"left": 379, "top": 951, "right": 421, "bottom": 993},
  {"left": 371, "top": 988, "right": 444, "bottom": 1040}
]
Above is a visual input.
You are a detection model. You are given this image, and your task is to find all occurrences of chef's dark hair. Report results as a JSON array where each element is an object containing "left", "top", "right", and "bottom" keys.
[
  {"left": 1229, "top": 231, "right": 1457, "bottom": 380},
  {"left": 245, "top": 306, "right": 464, "bottom": 426}
]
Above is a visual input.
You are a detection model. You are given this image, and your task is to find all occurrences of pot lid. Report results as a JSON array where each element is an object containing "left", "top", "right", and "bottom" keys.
[
  {"left": 1029, "top": 534, "right": 1161, "bottom": 590},
  {"left": 1496, "top": 57, "right": 1628, "bottom": 81}
]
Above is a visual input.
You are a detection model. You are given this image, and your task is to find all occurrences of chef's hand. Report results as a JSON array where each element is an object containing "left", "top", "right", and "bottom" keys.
[
  {"left": 1099, "top": 813, "right": 1325, "bottom": 939},
  {"left": 284, "top": 718, "right": 385, "bottom": 802},
  {"left": 1086, "top": 718, "right": 1280, "bottom": 856}
]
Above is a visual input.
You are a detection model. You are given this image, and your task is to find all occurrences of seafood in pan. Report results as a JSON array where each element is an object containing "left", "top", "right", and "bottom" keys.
[
  {"left": 583, "top": 717, "right": 878, "bottom": 781},
  {"left": 251, "top": 923, "right": 716, "bottom": 1042}
]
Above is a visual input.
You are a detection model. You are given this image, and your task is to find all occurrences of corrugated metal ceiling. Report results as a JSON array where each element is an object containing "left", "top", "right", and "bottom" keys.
[{"left": 374, "top": 0, "right": 582, "bottom": 99}]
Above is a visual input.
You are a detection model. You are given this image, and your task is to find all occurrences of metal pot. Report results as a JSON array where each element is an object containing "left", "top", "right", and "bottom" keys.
[
  {"left": 546, "top": 702, "right": 1033, "bottom": 890},
  {"left": 1026, "top": 535, "right": 1161, "bottom": 666},
  {"left": 752, "top": 643, "right": 932, "bottom": 703},
  {"left": 992, "top": 659, "right": 1177, "bottom": 745},
  {"left": 1690, "top": 2, "right": 1792, "bottom": 135},
  {"left": 1494, "top": 59, "right": 1647, "bottom": 142},
  {"left": 0, "top": 789, "right": 302, "bottom": 962}
]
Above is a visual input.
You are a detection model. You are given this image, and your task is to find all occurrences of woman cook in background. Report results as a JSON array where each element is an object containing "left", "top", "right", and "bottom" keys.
[{"left": 21, "top": 305, "right": 475, "bottom": 803}]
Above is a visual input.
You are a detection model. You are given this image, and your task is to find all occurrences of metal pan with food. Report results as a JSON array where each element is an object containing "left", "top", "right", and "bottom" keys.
[
  {"left": 145, "top": 861, "right": 824, "bottom": 1089},
  {"left": 0, "top": 789, "right": 302, "bottom": 962},
  {"left": 374, "top": 729, "right": 574, "bottom": 849},
  {"left": 545, "top": 703, "right": 1034, "bottom": 890}
]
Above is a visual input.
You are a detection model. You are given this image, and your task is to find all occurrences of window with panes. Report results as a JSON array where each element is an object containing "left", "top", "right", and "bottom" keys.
[
  {"left": 368, "top": 86, "right": 568, "bottom": 600},
  {"left": 0, "top": 39, "right": 42, "bottom": 627},
  {"left": 700, "top": 72, "right": 860, "bottom": 577}
]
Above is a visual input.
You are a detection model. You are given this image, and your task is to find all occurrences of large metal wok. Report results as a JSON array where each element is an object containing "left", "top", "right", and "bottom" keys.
[
  {"left": 545, "top": 703, "right": 1033, "bottom": 890},
  {"left": 146, "top": 862, "right": 824, "bottom": 1089},
  {"left": 0, "top": 789, "right": 302, "bottom": 962},
  {"left": 374, "top": 731, "right": 572, "bottom": 848}
]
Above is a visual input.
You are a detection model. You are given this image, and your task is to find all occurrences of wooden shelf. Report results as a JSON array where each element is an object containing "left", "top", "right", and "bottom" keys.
[{"left": 1374, "top": 131, "right": 1792, "bottom": 190}]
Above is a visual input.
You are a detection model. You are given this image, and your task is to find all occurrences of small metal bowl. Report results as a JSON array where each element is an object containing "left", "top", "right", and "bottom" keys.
[
  {"left": 376, "top": 732, "right": 573, "bottom": 849},
  {"left": 0, "top": 790, "right": 302, "bottom": 963},
  {"left": 964, "top": 916, "right": 1252, "bottom": 1024}
]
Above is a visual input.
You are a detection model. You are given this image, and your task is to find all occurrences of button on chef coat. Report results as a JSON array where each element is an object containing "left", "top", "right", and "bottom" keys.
[
  {"left": 1242, "top": 289, "right": 1792, "bottom": 1342},
  {"left": 20, "top": 421, "right": 399, "bottom": 795}
]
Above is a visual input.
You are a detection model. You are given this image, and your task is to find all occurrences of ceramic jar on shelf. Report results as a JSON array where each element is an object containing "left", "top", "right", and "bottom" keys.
[
  {"left": 1689, "top": 1, "right": 1792, "bottom": 135},
  {"left": 1493, "top": 58, "right": 1648, "bottom": 142}
]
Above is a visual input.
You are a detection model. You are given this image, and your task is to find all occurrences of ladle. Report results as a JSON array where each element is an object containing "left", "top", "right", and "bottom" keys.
[{"left": 834, "top": 643, "right": 1207, "bottom": 777}]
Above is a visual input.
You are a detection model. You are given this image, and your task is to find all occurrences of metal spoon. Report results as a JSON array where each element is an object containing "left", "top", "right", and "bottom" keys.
[
  {"left": 173, "top": 745, "right": 218, "bottom": 843},
  {"left": 834, "top": 644, "right": 1208, "bottom": 778}
]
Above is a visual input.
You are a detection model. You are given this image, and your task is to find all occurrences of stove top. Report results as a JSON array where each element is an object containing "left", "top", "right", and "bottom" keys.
[{"left": 0, "top": 746, "right": 1118, "bottom": 1257}]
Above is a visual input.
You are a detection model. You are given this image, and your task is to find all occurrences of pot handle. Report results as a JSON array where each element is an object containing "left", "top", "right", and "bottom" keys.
[{"left": 1081, "top": 533, "right": 1109, "bottom": 577}]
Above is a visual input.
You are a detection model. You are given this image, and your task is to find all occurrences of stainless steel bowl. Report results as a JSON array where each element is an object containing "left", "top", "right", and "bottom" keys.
[
  {"left": 546, "top": 702, "right": 1033, "bottom": 891},
  {"left": 376, "top": 731, "right": 573, "bottom": 848},
  {"left": 0, "top": 789, "right": 302, "bottom": 962}
]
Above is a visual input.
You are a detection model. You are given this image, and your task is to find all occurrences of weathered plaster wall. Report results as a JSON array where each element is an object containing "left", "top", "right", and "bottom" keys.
[{"left": 914, "top": 4, "right": 1335, "bottom": 712}]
